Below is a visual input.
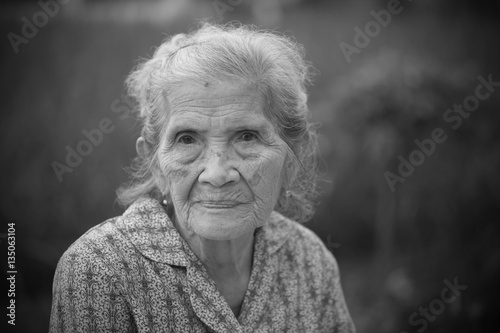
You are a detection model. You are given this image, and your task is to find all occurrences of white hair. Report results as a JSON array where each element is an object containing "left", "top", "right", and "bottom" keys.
[{"left": 118, "top": 22, "right": 318, "bottom": 223}]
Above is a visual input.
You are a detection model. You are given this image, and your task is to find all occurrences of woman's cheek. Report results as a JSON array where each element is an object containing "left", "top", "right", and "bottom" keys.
[
  {"left": 166, "top": 163, "right": 194, "bottom": 190},
  {"left": 171, "top": 146, "right": 202, "bottom": 164},
  {"left": 160, "top": 151, "right": 196, "bottom": 201},
  {"left": 241, "top": 151, "right": 285, "bottom": 202}
]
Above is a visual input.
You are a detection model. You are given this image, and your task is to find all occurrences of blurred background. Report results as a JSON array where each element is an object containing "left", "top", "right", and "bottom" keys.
[{"left": 1, "top": 0, "right": 499, "bottom": 332}]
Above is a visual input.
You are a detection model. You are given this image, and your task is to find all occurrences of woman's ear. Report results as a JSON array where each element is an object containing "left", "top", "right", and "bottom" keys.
[
  {"left": 138, "top": 136, "right": 167, "bottom": 194},
  {"left": 136, "top": 136, "right": 150, "bottom": 159}
]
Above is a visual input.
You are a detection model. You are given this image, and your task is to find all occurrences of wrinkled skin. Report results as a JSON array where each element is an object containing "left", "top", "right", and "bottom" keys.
[{"left": 156, "top": 80, "right": 288, "bottom": 242}]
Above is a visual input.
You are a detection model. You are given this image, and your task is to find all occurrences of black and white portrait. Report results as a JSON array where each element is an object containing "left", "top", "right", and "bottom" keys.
[{"left": 1, "top": 0, "right": 499, "bottom": 332}]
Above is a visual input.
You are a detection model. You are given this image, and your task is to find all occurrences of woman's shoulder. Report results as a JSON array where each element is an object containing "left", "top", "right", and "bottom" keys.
[
  {"left": 267, "top": 211, "right": 338, "bottom": 268},
  {"left": 265, "top": 212, "right": 343, "bottom": 296},
  {"left": 268, "top": 211, "right": 330, "bottom": 249},
  {"left": 56, "top": 216, "right": 131, "bottom": 270}
]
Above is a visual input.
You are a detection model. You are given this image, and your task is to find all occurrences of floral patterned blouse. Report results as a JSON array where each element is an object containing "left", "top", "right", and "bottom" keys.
[{"left": 49, "top": 197, "right": 356, "bottom": 332}]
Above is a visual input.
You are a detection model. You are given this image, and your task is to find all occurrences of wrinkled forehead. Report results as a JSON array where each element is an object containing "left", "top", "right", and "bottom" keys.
[
  {"left": 164, "top": 81, "right": 275, "bottom": 131},
  {"left": 167, "top": 79, "right": 262, "bottom": 108},
  {"left": 170, "top": 94, "right": 258, "bottom": 112}
]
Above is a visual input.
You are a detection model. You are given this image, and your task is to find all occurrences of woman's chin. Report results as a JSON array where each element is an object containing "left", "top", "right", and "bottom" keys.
[{"left": 191, "top": 216, "right": 256, "bottom": 241}]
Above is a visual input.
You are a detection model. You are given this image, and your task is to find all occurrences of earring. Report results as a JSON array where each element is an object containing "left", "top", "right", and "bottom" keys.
[{"left": 161, "top": 195, "right": 175, "bottom": 219}]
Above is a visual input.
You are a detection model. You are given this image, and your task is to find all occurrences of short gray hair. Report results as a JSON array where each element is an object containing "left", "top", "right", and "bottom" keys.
[{"left": 117, "top": 22, "right": 318, "bottom": 223}]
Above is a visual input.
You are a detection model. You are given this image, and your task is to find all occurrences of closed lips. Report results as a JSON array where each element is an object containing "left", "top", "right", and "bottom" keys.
[{"left": 197, "top": 201, "right": 244, "bottom": 208}]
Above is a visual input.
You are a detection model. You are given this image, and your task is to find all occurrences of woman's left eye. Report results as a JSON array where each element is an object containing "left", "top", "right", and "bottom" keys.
[
  {"left": 177, "top": 134, "right": 196, "bottom": 145},
  {"left": 240, "top": 131, "right": 257, "bottom": 142}
]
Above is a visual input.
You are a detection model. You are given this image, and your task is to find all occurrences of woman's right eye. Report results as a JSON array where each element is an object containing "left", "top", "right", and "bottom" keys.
[{"left": 177, "top": 134, "right": 196, "bottom": 145}]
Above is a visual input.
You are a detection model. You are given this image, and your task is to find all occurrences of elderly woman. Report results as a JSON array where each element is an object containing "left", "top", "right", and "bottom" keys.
[{"left": 49, "top": 23, "right": 355, "bottom": 333}]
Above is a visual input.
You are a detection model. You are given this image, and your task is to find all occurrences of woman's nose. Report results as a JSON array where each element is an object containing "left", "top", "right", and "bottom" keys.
[{"left": 198, "top": 149, "right": 240, "bottom": 187}]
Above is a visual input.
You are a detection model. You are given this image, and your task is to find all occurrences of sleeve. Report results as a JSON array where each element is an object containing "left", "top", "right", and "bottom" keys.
[
  {"left": 49, "top": 241, "right": 137, "bottom": 333},
  {"left": 292, "top": 223, "right": 357, "bottom": 333},
  {"left": 320, "top": 251, "right": 357, "bottom": 333}
]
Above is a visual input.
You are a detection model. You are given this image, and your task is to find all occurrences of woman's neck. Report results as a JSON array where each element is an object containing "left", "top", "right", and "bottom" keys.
[
  {"left": 170, "top": 212, "right": 254, "bottom": 275},
  {"left": 171, "top": 213, "right": 255, "bottom": 317},
  {"left": 187, "top": 231, "right": 255, "bottom": 277}
]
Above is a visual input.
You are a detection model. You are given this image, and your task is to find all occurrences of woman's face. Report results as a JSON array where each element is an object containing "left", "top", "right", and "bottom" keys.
[{"left": 157, "top": 80, "right": 288, "bottom": 241}]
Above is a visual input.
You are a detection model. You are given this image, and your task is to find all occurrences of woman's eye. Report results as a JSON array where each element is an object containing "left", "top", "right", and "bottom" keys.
[
  {"left": 177, "top": 134, "right": 196, "bottom": 145},
  {"left": 240, "top": 131, "right": 257, "bottom": 142}
]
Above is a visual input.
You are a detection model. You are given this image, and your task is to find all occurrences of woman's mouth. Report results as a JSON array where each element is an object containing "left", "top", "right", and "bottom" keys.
[{"left": 197, "top": 201, "right": 243, "bottom": 209}]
